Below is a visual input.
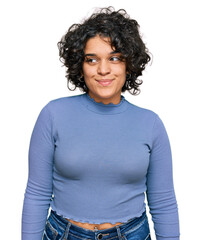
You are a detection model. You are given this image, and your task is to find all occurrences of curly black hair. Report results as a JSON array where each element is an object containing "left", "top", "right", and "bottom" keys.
[{"left": 58, "top": 6, "right": 151, "bottom": 95}]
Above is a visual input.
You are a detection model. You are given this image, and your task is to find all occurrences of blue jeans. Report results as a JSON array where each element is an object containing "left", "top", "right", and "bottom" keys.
[{"left": 43, "top": 209, "right": 151, "bottom": 240}]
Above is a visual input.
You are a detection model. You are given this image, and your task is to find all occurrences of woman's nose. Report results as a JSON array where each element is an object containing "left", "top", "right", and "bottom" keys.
[{"left": 97, "top": 60, "right": 111, "bottom": 75}]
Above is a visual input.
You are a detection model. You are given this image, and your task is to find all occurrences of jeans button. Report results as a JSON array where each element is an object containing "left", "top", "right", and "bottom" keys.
[{"left": 97, "top": 233, "right": 103, "bottom": 239}]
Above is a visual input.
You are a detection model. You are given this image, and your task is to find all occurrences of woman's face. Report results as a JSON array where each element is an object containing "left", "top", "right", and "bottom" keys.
[{"left": 82, "top": 35, "right": 127, "bottom": 105}]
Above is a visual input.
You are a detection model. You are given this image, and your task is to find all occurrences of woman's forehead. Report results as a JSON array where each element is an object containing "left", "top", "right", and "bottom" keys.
[{"left": 84, "top": 35, "right": 117, "bottom": 54}]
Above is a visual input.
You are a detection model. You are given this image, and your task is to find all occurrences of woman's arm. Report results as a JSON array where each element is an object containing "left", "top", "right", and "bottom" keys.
[
  {"left": 21, "top": 103, "right": 55, "bottom": 240},
  {"left": 146, "top": 114, "right": 180, "bottom": 240}
]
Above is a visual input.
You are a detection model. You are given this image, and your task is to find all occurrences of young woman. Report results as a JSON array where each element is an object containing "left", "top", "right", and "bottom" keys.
[{"left": 22, "top": 6, "right": 180, "bottom": 240}]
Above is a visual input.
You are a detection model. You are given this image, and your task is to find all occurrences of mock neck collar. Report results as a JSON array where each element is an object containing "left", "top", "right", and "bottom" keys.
[{"left": 80, "top": 92, "right": 129, "bottom": 115}]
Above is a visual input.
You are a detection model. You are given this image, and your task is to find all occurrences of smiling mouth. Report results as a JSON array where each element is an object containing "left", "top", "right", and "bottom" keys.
[
  {"left": 96, "top": 79, "right": 113, "bottom": 86},
  {"left": 96, "top": 80, "right": 113, "bottom": 86}
]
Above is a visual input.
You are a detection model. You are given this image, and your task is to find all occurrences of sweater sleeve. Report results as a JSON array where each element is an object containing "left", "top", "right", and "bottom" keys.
[
  {"left": 21, "top": 103, "right": 55, "bottom": 240},
  {"left": 146, "top": 114, "right": 180, "bottom": 240}
]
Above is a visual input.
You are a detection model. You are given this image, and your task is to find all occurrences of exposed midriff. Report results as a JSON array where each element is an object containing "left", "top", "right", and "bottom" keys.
[{"left": 66, "top": 218, "right": 123, "bottom": 230}]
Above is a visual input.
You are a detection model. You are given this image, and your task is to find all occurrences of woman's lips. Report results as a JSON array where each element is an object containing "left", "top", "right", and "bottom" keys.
[{"left": 96, "top": 80, "right": 113, "bottom": 86}]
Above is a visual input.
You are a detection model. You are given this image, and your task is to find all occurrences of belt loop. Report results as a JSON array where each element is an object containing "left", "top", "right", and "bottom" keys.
[
  {"left": 116, "top": 226, "right": 123, "bottom": 240},
  {"left": 63, "top": 222, "right": 71, "bottom": 239}
]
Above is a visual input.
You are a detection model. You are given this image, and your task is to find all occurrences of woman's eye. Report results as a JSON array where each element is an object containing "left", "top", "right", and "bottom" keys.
[
  {"left": 110, "top": 56, "right": 120, "bottom": 61},
  {"left": 85, "top": 58, "right": 97, "bottom": 63}
]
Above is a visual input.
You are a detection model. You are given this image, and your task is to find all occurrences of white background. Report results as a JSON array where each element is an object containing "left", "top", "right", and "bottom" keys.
[{"left": 1, "top": 0, "right": 201, "bottom": 239}]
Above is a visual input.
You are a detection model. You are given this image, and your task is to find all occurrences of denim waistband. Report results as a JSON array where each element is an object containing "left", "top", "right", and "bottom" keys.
[{"left": 49, "top": 209, "right": 147, "bottom": 239}]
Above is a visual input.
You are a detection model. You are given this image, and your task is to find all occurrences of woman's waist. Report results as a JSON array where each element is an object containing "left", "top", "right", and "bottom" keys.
[
  {"left": 50, "top": 200, "right": 147, "bottom": 227},
  {"left": 65, "top": 218, "right": 123, "bottom": 230},
  {"left": 49, "top": 208, "right": 148, "bottom": 238}
]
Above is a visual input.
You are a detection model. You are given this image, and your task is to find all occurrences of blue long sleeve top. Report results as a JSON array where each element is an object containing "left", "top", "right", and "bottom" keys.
[{"left": 22, "top": 92, "right": 180, "bottom": 240}]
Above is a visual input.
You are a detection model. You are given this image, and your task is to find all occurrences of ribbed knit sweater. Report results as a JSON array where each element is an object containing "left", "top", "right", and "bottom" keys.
[{"left": 22, "top": 92, "right": 180, "bottom": 240}]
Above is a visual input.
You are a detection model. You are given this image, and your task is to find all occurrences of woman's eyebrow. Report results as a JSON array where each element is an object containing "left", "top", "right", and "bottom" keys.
[
  {"left": 84, "top": 51, "right": 120, "bottom": 57},
  {"left": 84, "top": 53, "right": 96, "bottom": 57}
]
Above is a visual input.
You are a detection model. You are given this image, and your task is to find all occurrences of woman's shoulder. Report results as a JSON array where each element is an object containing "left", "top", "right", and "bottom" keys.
[
  {"left": 127, "top": 100, "right": 158, "bottom": 120},
  {"left": 44, "top": 94, "right": 83, "bottom": 109},
  {"left": 37, "top": 94, "right": 83, "bottom": 118}
]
